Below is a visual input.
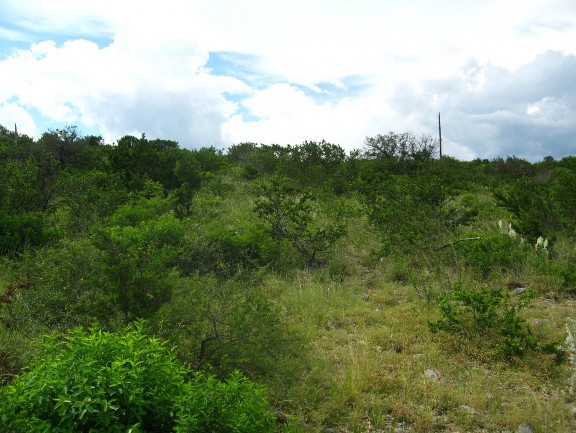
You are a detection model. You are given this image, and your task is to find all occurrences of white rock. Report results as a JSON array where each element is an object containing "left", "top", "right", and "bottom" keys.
[{"left": 424, "top": 369, "right": 440, "bottom": 380}]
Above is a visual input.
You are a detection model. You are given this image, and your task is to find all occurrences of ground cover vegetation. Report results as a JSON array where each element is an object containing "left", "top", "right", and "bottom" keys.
[{"left": 1, "top": 124, "right": 576, "bottom": 432}]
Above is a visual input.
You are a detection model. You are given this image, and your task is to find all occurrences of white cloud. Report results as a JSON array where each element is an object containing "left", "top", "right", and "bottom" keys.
[
  {"left": 0, "top": 0, "right": 575, "bottom": 159},
  {"left": 0, "top": 102, "right": 37, "bottom": 137}
]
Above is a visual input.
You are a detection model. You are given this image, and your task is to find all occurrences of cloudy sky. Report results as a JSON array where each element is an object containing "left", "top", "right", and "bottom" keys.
[{"left": 0, "top": 0, "right": 575, "bottom": 160}]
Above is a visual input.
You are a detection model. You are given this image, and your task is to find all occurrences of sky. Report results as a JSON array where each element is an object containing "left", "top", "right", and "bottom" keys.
[{"left": 0, "top": 0, "right": 575, "bottom": 161}]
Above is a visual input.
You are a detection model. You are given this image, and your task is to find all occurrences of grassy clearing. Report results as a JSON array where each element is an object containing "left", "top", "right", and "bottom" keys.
[{"left": 265, "top": 265, "right": 576, "bottom": 432}]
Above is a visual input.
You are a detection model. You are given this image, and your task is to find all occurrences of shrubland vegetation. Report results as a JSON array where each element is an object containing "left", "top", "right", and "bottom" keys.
[{"left": 1, "top": 124, "right": 576, "bottom": 432}]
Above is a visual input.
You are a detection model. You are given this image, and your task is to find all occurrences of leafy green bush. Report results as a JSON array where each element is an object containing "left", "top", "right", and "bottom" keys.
[
  {"left": 493, "top": 178, "right": 560, "bottom": 239},
  {"left": 152, "top": 274, "right": 300, "bottom": 377},
  {"left": 240, "top": 164, "right": 260, "bottom": 180},
  {"left": 178, "top": 219, "right": 286, "bottom": 277},
  {"left": 254, "top": 176, "right": 346, "bottom": 267},
  {"left": 175, "top": 371, "right": 275, "bottom": 433},
  {"left": 429, "top": 285, "right": 538, "bottom": 358},
  {"left": 359, "top": 174, "right": 462, "bottom": 254},
  {"left": 0, "top": 323, "right": 282, "bottom": 433},
  {"left": 7, "top": 239, "right": 115, "bottom": 333},
  {"left": 96, "top": 211, "right": 185, "bottom": 320},
  {"left": 453, "top": 233, "right": 527, "bottom": 279},
  {"left": 0, "top": 323, "right": 188, "bottom": 432},
  {"left": 0, "top": 211, "right": 57, "bottom": 255}
]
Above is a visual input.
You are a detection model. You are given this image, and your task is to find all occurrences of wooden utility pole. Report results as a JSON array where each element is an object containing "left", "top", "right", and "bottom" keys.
[
  {"left": 438, "top": 112, "right": 442, "bottom": 158},
  {"left": 14, "top": 123, "right": 18, "bottom": 146}
]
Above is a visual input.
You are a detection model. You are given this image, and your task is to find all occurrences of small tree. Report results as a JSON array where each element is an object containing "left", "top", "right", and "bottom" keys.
[
  {"left": 254, "top": 176, "right": 346, "bottom": 266},
  {"left": 363, "top": 131, "right": 438, "bottom": 166},
  {"left": 359, "top": 174, "right": 463, "bottom": 254}
]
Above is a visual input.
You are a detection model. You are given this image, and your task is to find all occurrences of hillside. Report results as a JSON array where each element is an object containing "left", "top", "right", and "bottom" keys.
[{"left": 1, "top": 125, "right": 576, "bottom": 432}]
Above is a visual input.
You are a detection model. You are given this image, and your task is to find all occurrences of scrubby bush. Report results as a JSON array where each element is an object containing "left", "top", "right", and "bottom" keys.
[
  {"left": 0, "top": 211, "right": 57, "bottom": 255},
  {"left": 359, "top": 174, "right": 468, "bottom": 255},
  {"left": 430, "top": 285, "right": 538, "bottom": 359},
  {"left": 453, "top": 233, "right": 528, "bottom": 279},
  {"left": 6, "top": 238, "right": 115, "bottom": 333},
  {"left": 178, "top": 219, "right": 287, "bottom": 277},
  {"left": 255, "top": 176, "right": 346, "bottom": 267},
  {"left": 175, "top": 371, "right": 275, "bottom": 433},
  {"left": 96, "top": 211, "right": 184, "bottom": 321},
  {"left": 152, "top": 274, "right": 300, "bottom": 377}
]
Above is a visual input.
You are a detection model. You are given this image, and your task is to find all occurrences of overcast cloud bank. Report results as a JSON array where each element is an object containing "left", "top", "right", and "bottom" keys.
[{"left": 0, "top": 0, "right": 575, "bottom": 160}]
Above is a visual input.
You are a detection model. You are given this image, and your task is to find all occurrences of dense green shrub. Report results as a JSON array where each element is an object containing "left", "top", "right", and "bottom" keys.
[
  {"left": 0, "top": 211, "right": 57, "bottom": 255},
  {"left": 178, "top": 220, "right": 286, "bottom": 277},
  {"left": 6, "top": 239, "right": 115, "bottom": 332},
  {"left": 152, "top": 274, "right": 299, "bottom": 377},
  {"left": 96, "top": 211, "right": 184, "bottom": 320},
  {"left": 359, "top": 174, "right": 468, "bottom": 254},
  {"left": 0, "top": 323, "right": 188, "bottom": 432},
  {"left": 51, "top": 169, "right": 128, "bottom": 236},
  {"left": 493, "top": 178, "right": 559, "bottom": 239},
  {"left": 175, "top": 371, "right": 275, "bottom": 433},
  {"left": 429, "top": 285, "right": 538, "bottom": 358},
  {"left": 453, "top": 233, "right": 527, "bottom": 279},
  {"left": 0, "top": 324, "right": 281, "bottom": 433},
  {"left": 255, "top": 176, "right": 346, "bottom": 267},
  {"left": 276, "top": 140, "right": 347, "bottom": 189}
]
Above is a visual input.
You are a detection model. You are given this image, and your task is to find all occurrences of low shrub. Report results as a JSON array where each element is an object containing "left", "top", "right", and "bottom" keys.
[
  {"left": 0, "top": 211, "right": 58, "bottom": 256},
  {"left": 429, "top": 285, "right": 538, "bottom": 359},
  {"left": 453, "top": 233, "right": 527, "bottom": 279},
  {"left": 175, "top": 371, "right": 275, "bottom": 433}
]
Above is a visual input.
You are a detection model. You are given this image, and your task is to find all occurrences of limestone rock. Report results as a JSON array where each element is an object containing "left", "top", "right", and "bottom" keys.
[
  {"left": 511, "top": 287, "right": 527, "bottom": 295},
  {"left": 516, "top": 423, "right": 535, "bottom": 433}
]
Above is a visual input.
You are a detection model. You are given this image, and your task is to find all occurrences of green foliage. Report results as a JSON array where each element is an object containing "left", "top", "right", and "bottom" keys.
[
  {"left": 175, "top": 370, "right": 276, "bottom": 433},
  {"left": 360, "top": 174, "right": 465, "bottom": 254},
  {"left": 110, "top": 135, "right": 182, "bottom": 192},
  {"left": 550, "top": 165, "right": 576, "bottom": 235},
  {"left": 0, "top": 152, "right": 60, "bottom": 214},
  {"left": 153, "top": 274, "right": 299, "bottom": 377},
  {"left": 51, "top": 169, "right": 128, "bottom": 236},
  {"left": 96, "top": 211, "right": 184, "bottom": 320},
  {"left": 240, "top": 164, "right": 260, "bottom": 180},
  {"left": 254, "top": 176, "right": 346, "bottom": 266},
  {"left": 430, "top": 285, "right": 538, "bottom": 358},
  {"left": 362, "top": 131, "right": 438, "bottom": 171},
  {"left": 0, "top": 211, "right": 57, "bottom": 256},
  {"left": 453, "top": 233, "right": 528, "bottom": 279},
  {"left": 192, "top": 146, "right": 228, "bottom": 173},
  {"left": 276, "top": 140, "right": 347, "bottom": 189},
  {"left": 0, "top": 324, "right": 281, "bottom": 433},
  {"left": 226, "top": 142, "right": 259, "bottom": 165},
  {"left": 493, "top": 178, "right": 559, "bottom": 239},
  {"left": 6, "top": 238, "right": 115, "bottom": 332},
  {"left": 0, "top": 323, "right": 188, "bottom": 432},
  {"left": 107, "top": 181, "right": 174, "bottom": 227},
  {"left": 173, "top": 151, "right": 203, "bottom": 216},
  {"left": 179, "top": 219, "right": 286, "bottom": 277}
]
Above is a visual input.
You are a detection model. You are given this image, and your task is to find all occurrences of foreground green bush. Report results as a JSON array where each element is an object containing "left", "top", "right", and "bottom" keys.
[{"left": 0, "top": 323, "right": 279, "bottom": 433}]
